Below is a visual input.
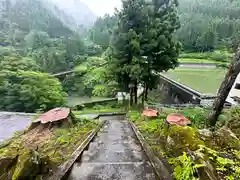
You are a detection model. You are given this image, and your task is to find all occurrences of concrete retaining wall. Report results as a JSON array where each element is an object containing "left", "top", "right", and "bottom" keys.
[{"left": 158, "top": 73, "right": 217, "bottom": 106}]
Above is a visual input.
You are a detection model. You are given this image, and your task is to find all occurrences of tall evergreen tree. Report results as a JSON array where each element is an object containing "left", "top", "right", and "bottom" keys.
[
  {"left": 110, "top": 0, "right": 150, "bottom": 105},
  {"left": 142, "top": 0, "right": 181, "bottom": 99},
  {"left": 110, "top": 0, "right": 181, "bottom": 105}
]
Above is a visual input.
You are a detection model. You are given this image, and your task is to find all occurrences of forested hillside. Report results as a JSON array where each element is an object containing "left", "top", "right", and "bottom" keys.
[
  {"left": 0, "top": 0, "right": 74, "bottom": 38},
  {"left": 89, "top": 0, "right": 240, "bottom": 53},
  {"left": 177, "top": 0, "right": 240, "bottom": 51},
  {"left": 89, "top": 14, "right": 117, "bottom": 50},
  {"left": 0, "top": 0, "right": 102, "bottom": 112}
]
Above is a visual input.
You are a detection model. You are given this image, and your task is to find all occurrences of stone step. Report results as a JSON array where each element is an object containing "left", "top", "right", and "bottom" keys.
[
  {"left": 94, "top": 135, "right": 138, "bottom": 144},
  {"left": 81, "top": 149, "right": 147, "bottom": 163},
  {"left": 88, "top": 138, "right": 142, "bottom": 152},
  {"left": 68, "top": 162, "right": 156, "bottom": 180},
  {"left": 100, "top": 123, "right": 132, "bottom": 133}
]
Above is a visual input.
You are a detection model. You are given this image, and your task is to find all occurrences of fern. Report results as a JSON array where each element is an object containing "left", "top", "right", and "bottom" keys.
[{"left": 169, "top": 152, "right": 205, "bottom": 180}]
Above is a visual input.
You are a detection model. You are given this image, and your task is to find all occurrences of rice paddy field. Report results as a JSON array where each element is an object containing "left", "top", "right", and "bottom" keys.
[{"left": 164, "top": 68, "right": 227, "bottom": 94}]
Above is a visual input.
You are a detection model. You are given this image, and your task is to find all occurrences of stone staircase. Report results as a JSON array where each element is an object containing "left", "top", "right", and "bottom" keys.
[{"left": 67, "top": 115, "right": 157, "bottom": 180}]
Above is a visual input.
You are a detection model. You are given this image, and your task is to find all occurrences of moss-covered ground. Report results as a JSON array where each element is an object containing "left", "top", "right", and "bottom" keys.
[
  {"left": 0, "top": 117, "right": 99, "bottom": 179},
  {"left": 128, "top": 107, "right": 240, "bottom": 180}
]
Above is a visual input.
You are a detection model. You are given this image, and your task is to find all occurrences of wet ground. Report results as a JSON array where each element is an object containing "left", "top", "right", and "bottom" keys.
[
  {"left": 68, "top": 115, "right": 157, "bottom": 180},
  {"left": 0, "top": 112, "right": 34, "bottom": 143}
]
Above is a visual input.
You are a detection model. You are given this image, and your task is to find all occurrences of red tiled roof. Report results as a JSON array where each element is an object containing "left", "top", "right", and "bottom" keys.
[
  {"left": 167, "top": 113, "right": 191, "bottom": 126},
  {"left": 38, "top": 108, "right": 70, "bottom": 124}
]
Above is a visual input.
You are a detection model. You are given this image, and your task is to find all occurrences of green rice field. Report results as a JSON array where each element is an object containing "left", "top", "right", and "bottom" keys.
[{"left": 164, "top": 68, "right": 227, "bottom": 94}]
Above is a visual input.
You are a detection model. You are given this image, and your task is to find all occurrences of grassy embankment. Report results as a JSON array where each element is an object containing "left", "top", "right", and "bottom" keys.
[{"left": 128, "top": 107, "right": 240, "bottom": 180}]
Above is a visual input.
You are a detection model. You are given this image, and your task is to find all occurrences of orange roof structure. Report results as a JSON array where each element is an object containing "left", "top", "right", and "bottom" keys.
[
  {"left": 142, "top": 109, "right": 158, "bottom": 118},
  {"left": 38, "top": 108, "right": 70, "bottom": 124},
  {"left": 167, "top": 113, "right": 191, "bottom": 126}
]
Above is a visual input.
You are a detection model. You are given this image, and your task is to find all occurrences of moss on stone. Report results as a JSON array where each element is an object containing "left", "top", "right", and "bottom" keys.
[
  {"left": 0, "top": 118, "right": 98, "bottom": 178},
  {"left": 12, "top": 149, "right": 40, "bottom": 180},
  {"left": 161, "top": 125, "right": 205, "bottom": 157}
]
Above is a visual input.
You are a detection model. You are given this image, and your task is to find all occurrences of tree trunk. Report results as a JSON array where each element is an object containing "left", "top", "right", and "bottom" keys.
[
  {"left": 142, "top": 88, "right": 145, "bottom": 108},
  {"left": 145, "top": 83, "right": 149, "bottom": 100},
  {"left": 129, "top": 87, "right": 134, "bottom": 107},
  {"left": 142, "top": 83, "right": 146, "bottom": 107},
  {"left": 134, "top": 82, "right": 138, "bottom": 104},
  {"left": 208, "top": 47, "right": 240, "bottom": 127}
]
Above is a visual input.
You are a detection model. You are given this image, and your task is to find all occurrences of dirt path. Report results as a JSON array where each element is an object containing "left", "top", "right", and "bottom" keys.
[{"left": 68, "top": 115, "right": 157, "bottom": 180}]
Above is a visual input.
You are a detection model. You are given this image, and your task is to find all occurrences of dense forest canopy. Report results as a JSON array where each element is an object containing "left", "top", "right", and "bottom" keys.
[
  {"left": 89, "top": 0, "right": 240, "bottom": 52},
  {"left": 177, "top": 0, "right": 240, "bottom": 51}
]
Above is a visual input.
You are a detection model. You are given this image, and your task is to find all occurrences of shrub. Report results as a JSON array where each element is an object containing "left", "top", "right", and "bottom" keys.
[
  {"left": 210, "top": 51, "right": 229, "bottom": 62},
  {"left": 0, "top": 70, "right": 67, "bottom": 112}
]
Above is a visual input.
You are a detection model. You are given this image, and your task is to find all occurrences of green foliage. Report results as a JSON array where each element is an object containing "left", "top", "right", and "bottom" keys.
[
  {"left": 92, "top": 85, "right": 112, "bottom": 97},
  {"left": 63, "top": 56, "right": 117, "bottom": 97},
  {"left": 0, "top": 70, "right": 67, "bottom": 112},
  {"left": 183, "top": 107, "right": 207, "bottom": 128},
  {"left": 197, "top": 146, "right": 240, "bottom": 179},
  {"left": 169, "top": 152, "right": 204, "bottom": 180},
  {"left": 25, "top": 30, "right": 50, "bottom": 50},
  {"left": 0, "top": 46, "right": 39, "bottom": 71},
  {"left": 26, "top": 32, "right": 87, "bottom": 73},
  {"left": 139, "top": 120, "right": 165, "bottom": 134},
  {"left": 176, "top": 0, "right": 240, "bottom": 51},
  {"left": 54, "top": 119, "right": 97, "bottom": 145},
  {"left": 89, "top": 14, "right": 117, "bottom": 50},
  {"left": 1, "top": 56, "right": 39, "bottom": 71},
  {"left": 127, "top": 111, "right": 142, "bottom": 122},
  {"left": 226, "top": 108, "right": 240, "bottom": 138}
]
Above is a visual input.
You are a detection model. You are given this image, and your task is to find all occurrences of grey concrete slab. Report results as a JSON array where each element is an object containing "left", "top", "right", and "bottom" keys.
[{"left": 0, "top": 113, "right": 34, "bottom": 143}]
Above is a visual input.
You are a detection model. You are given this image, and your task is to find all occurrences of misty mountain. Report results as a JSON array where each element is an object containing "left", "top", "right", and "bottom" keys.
[
  {"left": 0, "top": 0, "right": 75, "bottom": 37},
  {"left": 1, "top": 0, "right": 97, "bottom": 39},
  {"left": 47, "top": 0, "right": 97, "bottom": 27}
]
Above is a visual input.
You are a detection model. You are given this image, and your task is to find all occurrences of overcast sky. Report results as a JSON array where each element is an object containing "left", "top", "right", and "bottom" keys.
[{"left": 80, "top": 0, "right": 122, "bottom": 16}]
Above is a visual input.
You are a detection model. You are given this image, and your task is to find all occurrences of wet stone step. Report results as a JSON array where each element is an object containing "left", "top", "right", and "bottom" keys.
[
  {"left": 68, "top": 162, "right": 156, "bottom": 180},
  {"left": 87, "top": 139, "right": 142, "bottom": 152},
  {"left": 94, "top": 133, "right": 138, "bottom": 142},
  {"left": 81, "top": 149, "right": 147, "bottom": 162}
]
